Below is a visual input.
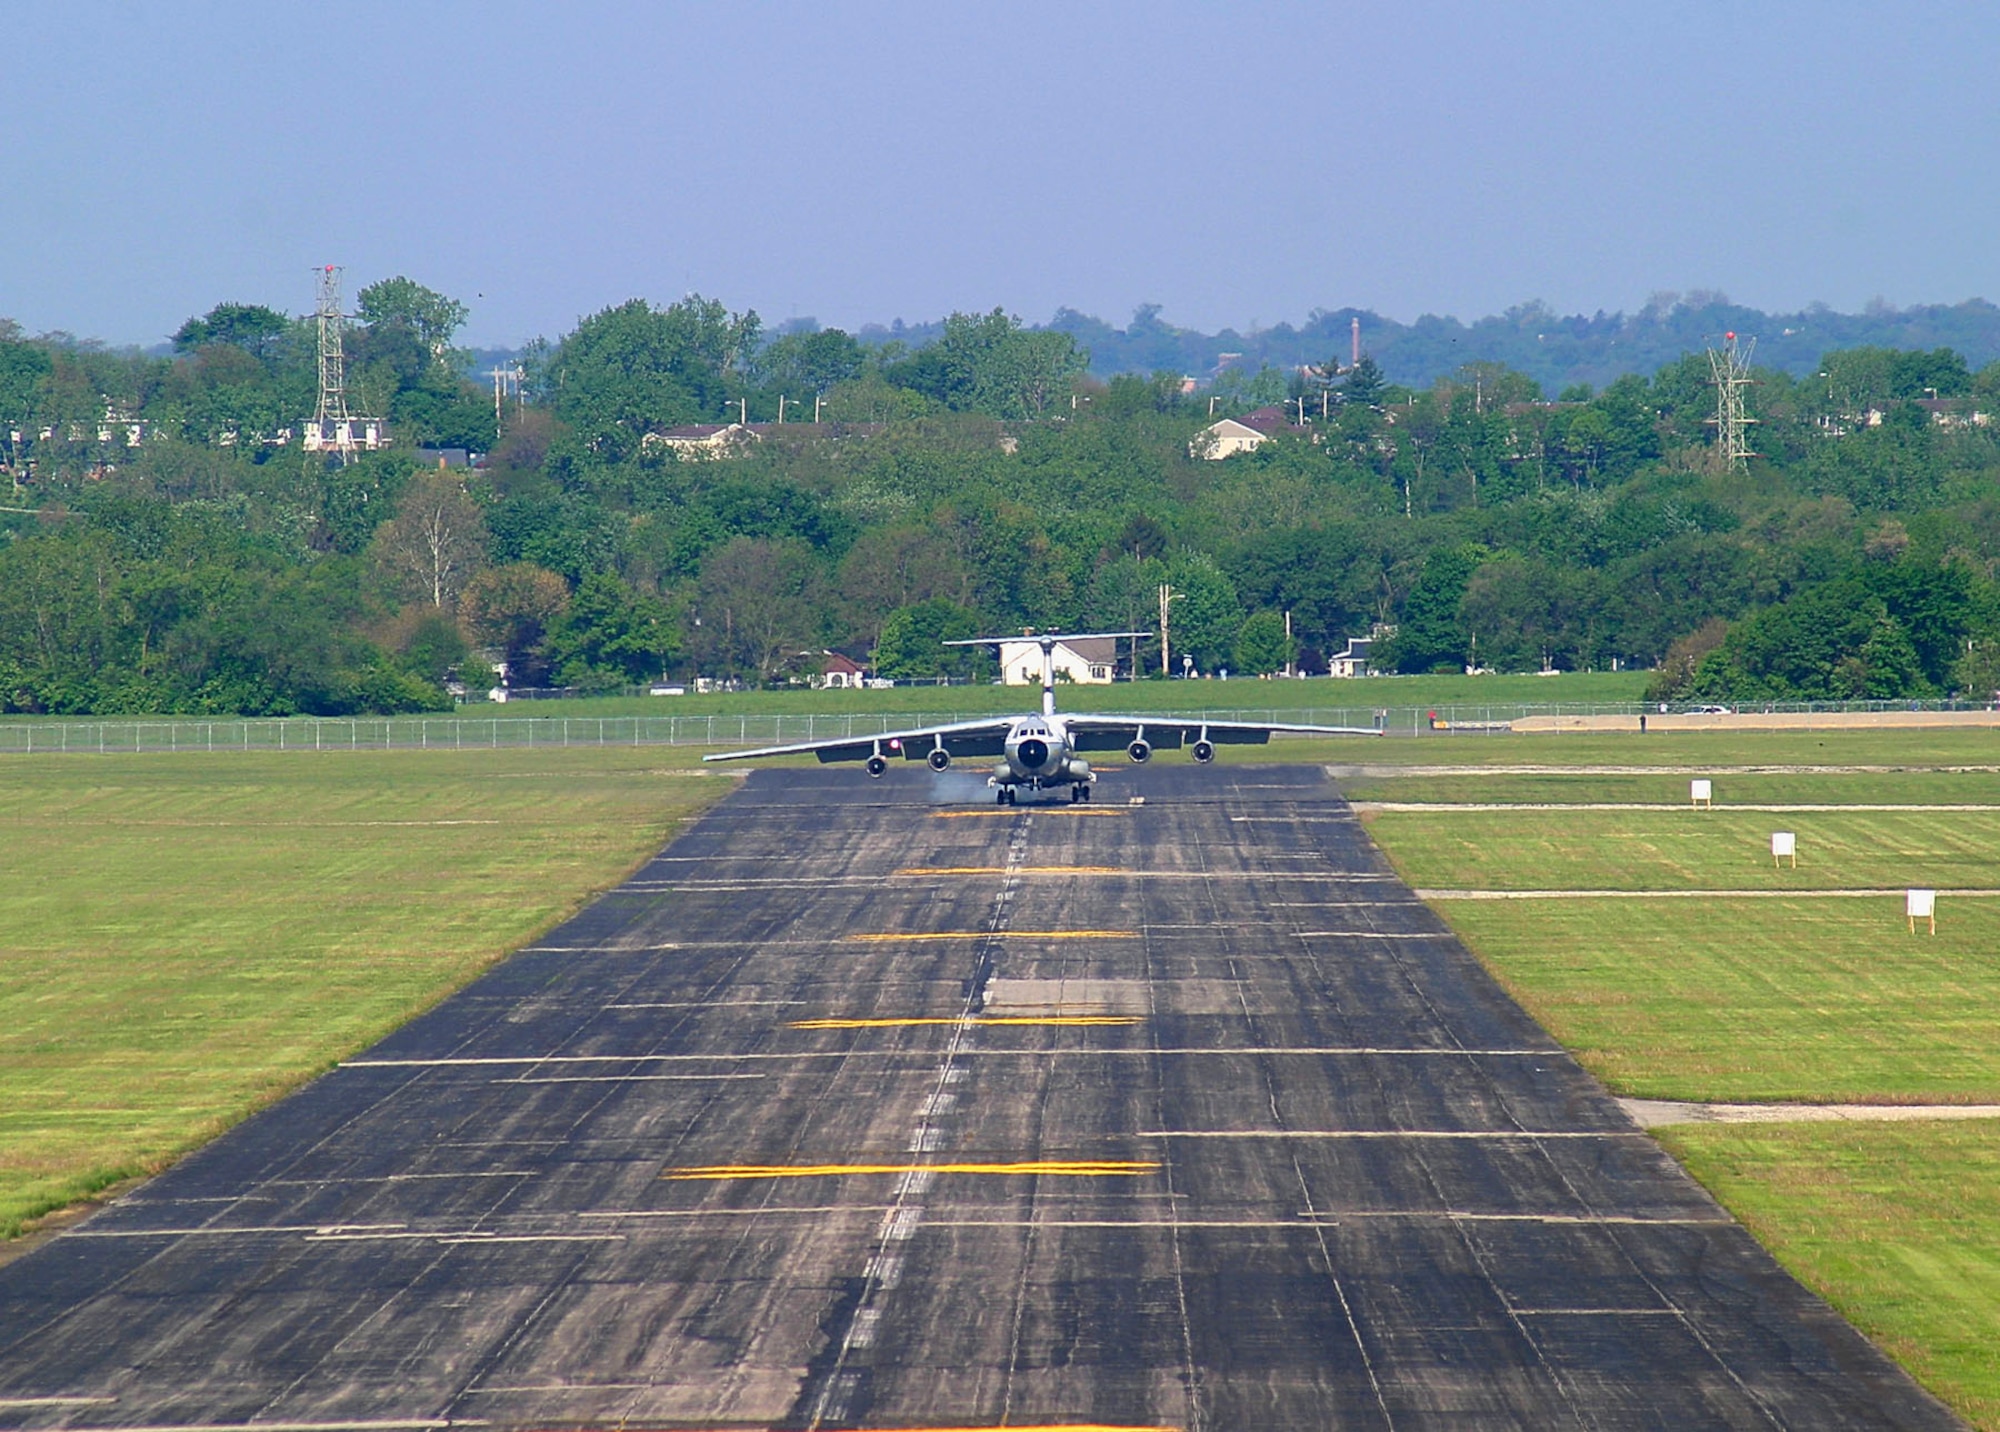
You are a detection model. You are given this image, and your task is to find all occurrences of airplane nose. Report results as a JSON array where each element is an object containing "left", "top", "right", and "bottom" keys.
[{"left": 1017, "top": 738, "right": 1049, "bottom": 768}]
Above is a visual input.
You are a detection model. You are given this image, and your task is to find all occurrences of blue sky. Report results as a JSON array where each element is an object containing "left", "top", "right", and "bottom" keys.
[{"left": 3, "top": 1, "right": 1993, "bottom": 348}]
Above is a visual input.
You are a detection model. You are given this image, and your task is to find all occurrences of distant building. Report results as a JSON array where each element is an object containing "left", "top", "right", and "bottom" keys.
[
  {"left": 415, "top": 447, "right": 471, "bottom": 469},
  {"left": 647, "top": 422, "right": 755, "bottom": 458},
  {"left": 804, "top": 651, "right": 870, "bottom": 690},
  {"left": 1328, "top": 625, "right": 1394, "bottom": 678},
  {"left": 998, "top": 636, "right": 1122, "bottom": 685},
  {"left": 1189, "top": 405, "right": 1307, "bottom": 460},
  {"left": 645, "top": 420, "right": 889, "bottom": 459}
]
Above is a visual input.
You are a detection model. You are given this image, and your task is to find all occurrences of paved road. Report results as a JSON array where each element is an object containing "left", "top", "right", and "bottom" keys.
[{"left": 0, "top": 766, "right": 1963, "bottom": 1430}]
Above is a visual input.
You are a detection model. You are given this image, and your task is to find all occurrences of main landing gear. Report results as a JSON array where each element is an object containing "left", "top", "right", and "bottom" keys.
[
  {"left": 1068, "top": 783, "right": 1091, "bottom": 803},
  {"left": 995, "top": 786, "right": 1016, "bottom": 806}
]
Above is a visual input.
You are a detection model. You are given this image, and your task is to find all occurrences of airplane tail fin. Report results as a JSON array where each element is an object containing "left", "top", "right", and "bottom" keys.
[{"left": 942, "top": 632, "right": 1152, "bottom": 716}]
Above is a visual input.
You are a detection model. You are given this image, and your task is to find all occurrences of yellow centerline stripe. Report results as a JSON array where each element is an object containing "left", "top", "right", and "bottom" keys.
[
  {"left": 789, "top": 1016, "right": 1141, "bottom": 1029},
  {"left": 897, "top": 865, "right": 1125, "bottom": 876},
  {"left": 846, "top": 930, "right": 1136, "bottom": 943},
  {"left": 664, "top": 1160, "right": 1158, "bottom": 1181}
]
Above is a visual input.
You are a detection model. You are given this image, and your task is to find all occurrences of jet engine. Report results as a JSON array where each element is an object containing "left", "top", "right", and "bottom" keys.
[
  {"left": 865, "top": 754, "right": 889, "bottom": 777},
  {"left": 927, "top": 747, "right": 952, "bottom": 772},
  {"left": 1016, "top": 736, "right": 1049, "bottom": 769},
  {"left": 1126, "top": 739, "right": 1151, "bottom": 763},
  {"left": 1191, "top": 739, "right": 1216, "bottom": 764}
]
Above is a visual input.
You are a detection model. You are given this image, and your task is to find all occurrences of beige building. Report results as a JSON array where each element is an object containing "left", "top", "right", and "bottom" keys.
[
  {"left": 998, "top": 636, "right": 1122, "bottom": 685},
  {"left": 1189, "top": 405, "right": 1304, "bottom": 459}
]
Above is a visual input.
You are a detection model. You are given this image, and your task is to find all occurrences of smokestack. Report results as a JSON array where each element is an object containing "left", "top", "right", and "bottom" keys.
[{"left": 1351, "top": 316, "right": 1360, "bottom": 370}]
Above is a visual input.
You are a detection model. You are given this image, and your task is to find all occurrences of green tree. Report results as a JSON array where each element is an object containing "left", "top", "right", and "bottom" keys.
[
  {"left": 691, "top": 536, "right": 828, "bottom": 682},
  {"left": 461, "top": 562, "right": 570, "bottom": 687},
  {"left": 544, "top": 572, "right": 677, "bottom": 688},
  {"left": 368, "top": 470, "right": 488, "bottom": 608},
  {"left": 171, "top": 302, "right": 292, "bottom": 358},
  {"left": 356, "top": 277, "right": 470, "bottom": 362},
  {"left": 1380, "top": 544, "right": 1485, "bottom": 673},
  {"left": 535, "top": 295, "right": 761, "bottom": 454},
  {"left": 887, "top": 310, "right": 1088, "bottom": 418},
  {"left": 873, "top": 598, "right": 982, "bottom": 679},
  {"left": 1342, "top": 355, "right": 1385, "bottom": 406},
  {"left": 1164, "top": 552, "right": 1241, "bottom": 674},
  {"left": 1232, "top": 610, "right": 1294, "bottom": 675}
]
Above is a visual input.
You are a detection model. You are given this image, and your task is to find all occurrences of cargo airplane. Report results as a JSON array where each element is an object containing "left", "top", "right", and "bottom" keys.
[{"left": 703, "top": 632, "right": 1381, "bottom": 804}]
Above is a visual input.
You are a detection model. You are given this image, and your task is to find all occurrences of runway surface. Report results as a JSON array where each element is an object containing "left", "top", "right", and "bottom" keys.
[{"left": 0, "top": 765, "right": 1963, "bottom": 1430}]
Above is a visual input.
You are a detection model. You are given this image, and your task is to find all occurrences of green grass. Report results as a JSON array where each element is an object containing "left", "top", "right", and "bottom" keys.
[
  {"left": 1353, "top": 751, "right": 2000, "bottom": 1425},
  {"left": 1660, "top": 1121, "right": 2000, "bottom": 1428},
  {"left": 1361, "top": 807, "right": 2000, "bottom": 891},
  {"left": 1433, "top": 899, "right": 2000, "bottom": 1102},
  {"left": 0, "top": 747, "right": 732, "bottom": 1237},
  {"left": 460, "top": 668, "right": 1648, "bottom": 719}
]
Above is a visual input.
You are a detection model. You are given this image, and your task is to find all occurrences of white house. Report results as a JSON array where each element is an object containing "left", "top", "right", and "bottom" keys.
[
  {"left": 645, "top": 422, "right": 758, "bottom": 458},
  {"left": 998, "top": 636, "right": 1122, "bottom": 686},
  {"left": 812, "top": 652, "right": 869, "bottom": 689}
]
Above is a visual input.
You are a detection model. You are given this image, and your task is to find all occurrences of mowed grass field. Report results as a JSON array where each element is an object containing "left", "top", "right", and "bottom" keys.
[
  {"left": 0, "top": 747, "right": 733, "bottom": 1240},
  {"left": 1352, "top": 728, "right": 2000, "bottom": 1427}
]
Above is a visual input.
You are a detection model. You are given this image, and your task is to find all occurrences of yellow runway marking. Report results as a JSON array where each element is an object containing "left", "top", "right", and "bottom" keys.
[
  {"left": 846, "top": 930, "right": 1136, "bottom": 943},
  {"left": 932, "top": 808, "right": 1127, "bottom": 818},
  {"left": 664, "top": 1159, "right": 1158, "bottom": 1181},
  {"left": 789, "top": 1016, "right": 1141, "bottom": 1029},
  {"left": 898, "top": 865, "right": 1126, "bottom": 876}
]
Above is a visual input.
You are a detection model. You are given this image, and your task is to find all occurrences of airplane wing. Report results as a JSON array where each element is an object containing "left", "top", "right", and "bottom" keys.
[
  {"left": 1061, "top": 714, "right": 1382, "bottom": 751},
  {"left": 701, "top": 715, "right": 1014, "bottom": 765}
]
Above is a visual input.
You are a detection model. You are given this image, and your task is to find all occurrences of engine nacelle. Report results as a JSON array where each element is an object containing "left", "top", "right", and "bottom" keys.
[
  {"left": 1126, "top": 739, "right": 1151, "bottom": 764},
  {"left": 865, "top": 754, "right": 889, "bottom": 777},
  {"left": 927, "top": 747, "right": 952, "bottom": 772},
  {"left": 1066, "top": 757, "right": 1092, "bottom": 781},
  {"left": 1191, "top": 739, "right": 1216, "bottom": 764}
]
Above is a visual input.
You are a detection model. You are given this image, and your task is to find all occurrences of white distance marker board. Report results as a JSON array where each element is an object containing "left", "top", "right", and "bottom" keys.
[
  {"left": 1691, "top": 779, "right": 1713, "bottom": 805},
  {"left": 1772, "top": 832, "right": 1796, "bottom": 857},
  {"left": 1908, "top": 888, "right": 1937, "bottom": 918}
]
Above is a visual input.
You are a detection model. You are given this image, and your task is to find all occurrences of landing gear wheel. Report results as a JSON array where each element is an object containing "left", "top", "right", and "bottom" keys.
[{"left": 1079, "top": 783, "right": 1091, "bottom": 802}]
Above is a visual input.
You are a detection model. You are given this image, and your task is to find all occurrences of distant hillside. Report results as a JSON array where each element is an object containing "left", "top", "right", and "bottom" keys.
[{"left": 859, "top": 297, "right": 2000, "bottom": 392}]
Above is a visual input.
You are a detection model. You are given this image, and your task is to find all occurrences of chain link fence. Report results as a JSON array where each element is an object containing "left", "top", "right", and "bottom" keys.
[{"left": 0, "top": 699, "right": 1994, "bottom": 755}]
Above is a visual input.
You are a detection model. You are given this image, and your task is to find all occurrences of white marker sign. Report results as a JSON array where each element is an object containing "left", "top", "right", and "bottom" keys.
[
  {"left": 1908, "top": 888, "right": 1937, "bottom": 934},
  {"left": 1772, "top": 832, "right": 1796, "bottom": 867},
  {"left": 1690, "top": 779, "right": 1713, "bottom": 807}
]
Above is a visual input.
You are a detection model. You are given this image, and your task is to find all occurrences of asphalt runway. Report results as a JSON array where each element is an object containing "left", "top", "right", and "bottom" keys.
[{"left": 0, "top": 765, "right": 1964, "bottom": 1430}]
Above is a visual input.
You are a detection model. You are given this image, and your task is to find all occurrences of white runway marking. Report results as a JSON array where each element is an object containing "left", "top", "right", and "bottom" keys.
[
  {"left": 1622, "top": 1097, "right": 2000, "bottom": 1127},
  {"left": 1137, "top": 1129, "right": 1643, "bottom": 1140},
  {"left": 1418, "top": 887, "right": 2000, "bottom": 900},
  {"left": 1356, "top": 801, "right": 2000, "bottom": 813}
]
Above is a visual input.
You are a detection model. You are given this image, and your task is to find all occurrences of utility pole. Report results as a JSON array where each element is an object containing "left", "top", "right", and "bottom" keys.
[
  {"left": 814, "top": 393, "right": 825, "bottom": 423},
  {"left": 1159, "top": 583, "right": 1182, "bottom": 676},
  {"left": 488, "top": 364, "right": 523, "bottom": 426},
  {"left": 1284, "top": 609, "right": 1293, "bottom": 677},
  {"left": 777, "top": 395, "right": 788, "bottom": 424}
]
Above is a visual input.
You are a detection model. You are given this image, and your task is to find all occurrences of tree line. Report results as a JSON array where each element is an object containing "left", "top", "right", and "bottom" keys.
[{"left": 4, "top": 283, "right": 2000, "bottom": 714}]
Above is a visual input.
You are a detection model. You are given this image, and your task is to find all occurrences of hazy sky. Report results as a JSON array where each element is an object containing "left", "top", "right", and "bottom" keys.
[{"left": 4, "top": 1, "right": 1993, "bottom": 349}]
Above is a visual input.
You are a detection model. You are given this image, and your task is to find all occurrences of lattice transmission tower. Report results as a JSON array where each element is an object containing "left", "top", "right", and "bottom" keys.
[
  {"left": 1706, "top": 330, "right": 1757, "bottom": 471},
  {"left": 303, "top": 265, "right": 382, "bottom": 464}
]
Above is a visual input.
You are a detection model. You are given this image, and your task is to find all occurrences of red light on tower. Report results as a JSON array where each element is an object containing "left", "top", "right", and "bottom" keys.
[{"left": 1725, "top": 331, "right": 1735, "bottom": 341}]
